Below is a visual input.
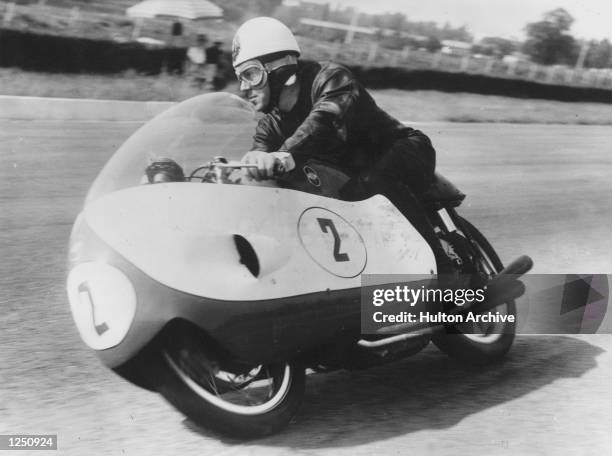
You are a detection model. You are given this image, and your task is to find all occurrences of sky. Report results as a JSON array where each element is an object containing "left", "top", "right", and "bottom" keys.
[{"left": 318, "top": 0, "right": 612, "bottom": 41}]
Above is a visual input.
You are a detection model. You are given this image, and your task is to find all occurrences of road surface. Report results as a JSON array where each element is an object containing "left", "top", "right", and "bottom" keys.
[{"left": 1, "top": 119, "right": 611, "bottom": 455}]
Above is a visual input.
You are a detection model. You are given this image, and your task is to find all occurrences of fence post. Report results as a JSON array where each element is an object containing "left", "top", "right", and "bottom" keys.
[
  {"left": 598, "top": 71, "right": 606, "bottom": 88},
  {"left": 460, "top": 54, "right": 470, "bottom": 72},
  {"left": 132, "top": 17, "right": 143, "bottom": 40},
  {"left": 593, "top": 70, "right": 604, "bottom": 87},
  {"left": 367, "top": 42, "right": 378, "bottom": 64},
  {"left": 506, "top": 60, "right": 517, "bottom": 77},
  {"left": 573, "top": 69, "right": 584, "bottom": 85},
  {"left": 604, "top": 70, "right": 612, "bottom": 88},
  {"left": 599, "top": 70, "right": 609, "bottom": 87},
  {"left": 401, "top": 46, "right": 411, "bottom": 61},
  {"left": 69, "top": 6, "right": 80, "bottom": 28},
  {"left": 592, "top": 70, "right": 601, "bottom": 87},
  {"left": 3, "top": 2, "right": 16, "bottom": 25},
  {"left": 527, "top": 63, "right": 539, "bottom": 81},
  {"left": 546, "top": 66, "right": 556, "bottom": 83},
  {"left": 390, "top": 51, "right": 400, "bottom": 67},
  {"left": 344, "top": 8, "right": 360, "bottom": 45},
  {"left": 330, "top": 41, "right": 341, "bottom": 60},
  {"left": 431, "top": 52, "right": 441, "bottom": 68}
]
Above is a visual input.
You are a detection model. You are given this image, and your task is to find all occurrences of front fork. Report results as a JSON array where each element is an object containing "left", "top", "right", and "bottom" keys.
[{"left": 431, "top": 207, "right": 482, "bottom": 276}]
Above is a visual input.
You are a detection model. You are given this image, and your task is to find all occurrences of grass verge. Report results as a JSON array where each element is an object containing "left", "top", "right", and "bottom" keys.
[
  {"left": 3, "top": 68, "right": 612, "bottom": 124},
  {"left": 374, "top": 89, "right": 612, "bottom": 125}
]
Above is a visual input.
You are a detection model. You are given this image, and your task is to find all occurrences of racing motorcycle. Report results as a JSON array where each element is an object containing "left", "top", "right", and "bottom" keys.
[{"left": 67, "top": 92, "right": 532, "bottom": 438}]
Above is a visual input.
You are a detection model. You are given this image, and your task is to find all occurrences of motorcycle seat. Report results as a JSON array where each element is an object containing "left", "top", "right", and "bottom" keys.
[{"left": 420, "top": 173, "right": 466, "bottom": 208}]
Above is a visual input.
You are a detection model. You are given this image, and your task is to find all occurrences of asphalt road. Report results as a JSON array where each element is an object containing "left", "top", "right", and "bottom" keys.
[{"left": 1, "top": 119, "right": 612, "bottom": 455}]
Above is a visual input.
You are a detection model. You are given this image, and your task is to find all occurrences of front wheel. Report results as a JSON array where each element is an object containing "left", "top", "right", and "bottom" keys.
[
  {"left": 432, "top": 217, "right": 516, "bottom": 365},
  {"left": 152, "top": 327, "right": 305, "bottom": 439}
]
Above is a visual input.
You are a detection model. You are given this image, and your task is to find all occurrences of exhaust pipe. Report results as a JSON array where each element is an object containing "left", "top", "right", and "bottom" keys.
[
  {"left": 449, "top": 254, "right": 532, "bottom": 318},
  {"left": 450, "top": 277, "right": 526, "bottom": 316},
  {"left": 499, "top": 255, "right": 533, "bottom": 276},
  {"left": 462, "top": 254, "right": 532, "bottom": 300}
]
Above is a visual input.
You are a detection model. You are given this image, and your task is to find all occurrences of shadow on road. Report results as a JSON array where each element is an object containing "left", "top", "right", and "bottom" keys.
[{"left": 184, "top": 335, "right": 603, "bottom": 447}]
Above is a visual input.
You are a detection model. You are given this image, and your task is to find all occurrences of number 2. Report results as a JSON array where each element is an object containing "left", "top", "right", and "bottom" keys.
[
  {"left": 317, "top": 218, "right": 350, "bottom": 262},
  {"left": 78, "top": 282, "right": 109, "bottom": 335}
]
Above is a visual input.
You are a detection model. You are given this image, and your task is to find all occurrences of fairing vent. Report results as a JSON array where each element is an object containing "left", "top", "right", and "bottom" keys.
[{"left": 233, "top": 235, "right": 260, "bottom": 278}]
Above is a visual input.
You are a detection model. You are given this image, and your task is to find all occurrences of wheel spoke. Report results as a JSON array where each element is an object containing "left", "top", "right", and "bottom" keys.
[{"left": 168, "top": 348, "right": 290, "bottom": 410}]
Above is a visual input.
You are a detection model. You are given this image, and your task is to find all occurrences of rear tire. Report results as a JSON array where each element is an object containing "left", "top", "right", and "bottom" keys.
[{"left": 432, "top": 217, "right": 516, "bottom": 365}]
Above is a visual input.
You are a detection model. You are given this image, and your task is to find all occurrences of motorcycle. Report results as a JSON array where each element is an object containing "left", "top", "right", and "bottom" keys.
[{"left": 66, "top": 92, "right": 532, "bottom": 438}]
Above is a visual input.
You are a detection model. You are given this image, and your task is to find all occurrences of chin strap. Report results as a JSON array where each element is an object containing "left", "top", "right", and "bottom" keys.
[{"left": 264, "top": 64, "right": 298, "bottom": 113}]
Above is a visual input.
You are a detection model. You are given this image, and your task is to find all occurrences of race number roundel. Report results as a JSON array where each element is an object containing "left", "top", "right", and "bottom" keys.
[
  {"left": 67, "top": 262, "right": 136, "bottom": 350},
  {"left": 298, "top": 207, "right": 367, "bottom": 278}
]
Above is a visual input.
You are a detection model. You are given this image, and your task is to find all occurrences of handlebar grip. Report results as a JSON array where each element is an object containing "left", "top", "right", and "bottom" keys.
[{"left": 272, "top": 160, "right": 286, "bottom": 176}]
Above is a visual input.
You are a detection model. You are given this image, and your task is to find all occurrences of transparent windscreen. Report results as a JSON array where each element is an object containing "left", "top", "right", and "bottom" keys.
[{"left": 86, "top": 92, "right": 257, "bottom": 203}]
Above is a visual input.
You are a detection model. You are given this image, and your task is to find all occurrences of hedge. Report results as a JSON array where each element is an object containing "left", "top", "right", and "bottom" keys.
[
  {"left": 3, "top": 28, "right": 612, "bottom": 104},
  {"left": 0, "top": 28, "right": 185, "bottom": 74},
  {"left": 350, "top": 66, "right": 612, "bottom": 104}
]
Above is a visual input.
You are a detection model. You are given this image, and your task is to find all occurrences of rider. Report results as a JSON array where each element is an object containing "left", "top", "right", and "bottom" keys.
[{"left": 234, "top": 17, "right": 455, "bottom": 276}]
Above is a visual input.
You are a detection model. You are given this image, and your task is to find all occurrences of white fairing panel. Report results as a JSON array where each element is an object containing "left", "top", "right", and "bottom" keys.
[
  {"left": 67, "top": 262, "right": 137, "bottom": 349},
  {"left": 84, "top": 183, "right": 436, "bottom": 301}
]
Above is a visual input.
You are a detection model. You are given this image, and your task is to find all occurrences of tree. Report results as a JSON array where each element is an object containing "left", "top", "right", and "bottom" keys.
[
  {"left": 274, "top": 4, "right": 302, "bottom": 28},
  {"left": 585, "top": 39, "right": 612, "bottom": 68},
  {"left": 424, "top": 36, "right": 442, "bottom": 53},
  {"left": 385, "top": 12, "right": 406, "bottom": 32},
  {"left": 523, "top": 8, "right": 578, "bottom": 65},
  {"left": 479, "top": 37, "right": 517, "bottom": 57},
  {"left": 440, "top": 23, "right": 472, "bottom": 42},
  {"left": 211, "top": 0, "right": 282, "bottom": 22}
]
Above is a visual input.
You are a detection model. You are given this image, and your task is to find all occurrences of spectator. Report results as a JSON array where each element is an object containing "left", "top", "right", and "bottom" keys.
[
  {"left": 171, "top": 21, "right": 184, "bottom": 47},
  {"left": 204, "top": 40, "right": 224, "bottom": 90},
  {"left": 186, "top": 34, "right": 207, "bottom": 88}
]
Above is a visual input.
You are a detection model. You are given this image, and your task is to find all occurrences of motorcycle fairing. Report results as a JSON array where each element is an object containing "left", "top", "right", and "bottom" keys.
[
  {"left": 82, "top": 182, "right": 436, "bottom": 302},
  {"left": 69, "top": 215, "right": 432, "bottom": 367}
]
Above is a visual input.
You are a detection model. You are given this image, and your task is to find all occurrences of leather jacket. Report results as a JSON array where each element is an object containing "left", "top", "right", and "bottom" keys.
[{"left": 251, "top": 60, "right": 432, "bottom": 176}]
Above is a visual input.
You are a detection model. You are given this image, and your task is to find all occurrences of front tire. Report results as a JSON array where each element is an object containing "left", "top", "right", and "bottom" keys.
[
  {"left": 432, "top": 217, "right": 516, "bottom": 365},
  {"left": 152, "top": 326, "right": 305, "bottom": 439}
]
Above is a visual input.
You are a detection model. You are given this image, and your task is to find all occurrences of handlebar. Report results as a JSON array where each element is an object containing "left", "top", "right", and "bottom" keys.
[
  {"left": 188, "top": 156, "right": 259, "bottom": 184},
  {"left": 188, "top": 156, "right": 284, "bottom": 184},
  {"left": 147, "top": 156, "right": 283, "bottom": 185}
]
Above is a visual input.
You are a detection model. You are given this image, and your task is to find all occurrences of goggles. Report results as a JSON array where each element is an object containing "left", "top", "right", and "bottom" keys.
[{"left": 234, "top": 55, "right": 297, "bottom": 91}]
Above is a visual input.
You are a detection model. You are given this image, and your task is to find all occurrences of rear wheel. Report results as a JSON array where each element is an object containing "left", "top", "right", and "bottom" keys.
[
  {"left": 432, "top": 217, "right": 516, "bottom": 365},
  {"left": 151, "top": 325, "right": 305, "bottom": 438}
]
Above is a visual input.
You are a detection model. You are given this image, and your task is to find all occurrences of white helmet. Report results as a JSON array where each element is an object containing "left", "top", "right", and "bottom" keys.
[{"left": 232, "top": 17, "right": 301, "bottom": 67}]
